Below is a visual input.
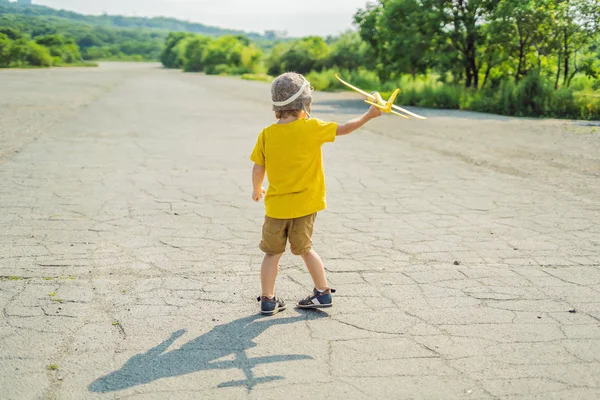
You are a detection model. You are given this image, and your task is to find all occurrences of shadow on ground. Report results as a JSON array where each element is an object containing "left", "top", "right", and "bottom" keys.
[{"left": 89, "top": 311, "right": 326, "bottom": 393}]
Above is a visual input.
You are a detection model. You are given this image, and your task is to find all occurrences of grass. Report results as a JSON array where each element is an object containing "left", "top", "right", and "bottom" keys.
[
  {"left": 241, "top": 73, "right": 273, "bottom": 82},
  {"left": 1, "top": 276, "right": 25, "bottom": 281},
  {"left": 112, "top": 321, "right": 120, "bottom": 326},
  {"left": 95, "top": 56, "right": 155, "bottom": 62},
  {"left": 1, "top": 61, "right": 98, "bottom": 69},
  {"left": 47, "top": 364, "right": 59, "bottom": 371},
  {"left": 57, "top": 61, "right": 99, "bottom": 68},
  {"left": 47, "top": 291, "right": 64, "bottom": 302},
  {"left": 287, "top": 68, "right": 600, "bottom": 120}
]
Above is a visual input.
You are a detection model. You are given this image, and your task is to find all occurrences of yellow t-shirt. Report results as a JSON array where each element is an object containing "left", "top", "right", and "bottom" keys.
[{"left": 250, "top": 118, "right": 337, "bottom": 219}]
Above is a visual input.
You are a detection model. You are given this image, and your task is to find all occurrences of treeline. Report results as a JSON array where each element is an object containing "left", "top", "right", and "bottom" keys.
[
  {"left": 0, "top": 2, "right": 257, "bottom": 38},
  {"left": 163, "top": 1, "right": 599, "bottom": 120},
  {"left": 349, "top": 0, "right": 600, "bottom": 119},
  {"left": 355, "top": 0, "right": 600, "bottom": 89},
  {"left": 162, "top": 26, "right": 599, "bottom": 120},
  {"left": 0, "top": 27, "right": 87, "bottom": 67},
  {"left": 2, "top": 0, "right": 598, "bottom": 119},
  {"left": 161, "top": 31, "right": 368, "bottom": 78},
  {"left": 0, "top": 14, "right": 165, "bottom": 61},
  {"left": 0, "top": 2, "right": 271, "bottom": 63},
  {"left": 161, "top": 33, "right": 262, "bottom": 74}
]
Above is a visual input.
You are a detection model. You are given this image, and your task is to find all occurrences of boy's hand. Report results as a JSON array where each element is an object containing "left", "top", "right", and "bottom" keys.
[
  {"left": 367, "top": 105, "right": 384, "bottom": 119},
  {"left": 252, "top": 187, "right": 266, "bottom": 202}
]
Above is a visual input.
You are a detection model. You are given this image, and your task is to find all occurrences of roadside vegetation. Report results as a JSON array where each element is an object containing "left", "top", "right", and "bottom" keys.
[
  {"left": 160, "top": 0, "right": 600, "bottom": 120},
  {"left": 1, "top": 0, "right": 598, "bottom": 119},
  {"left": 0, "top": 27, "right": 96, "bottom": 67}
]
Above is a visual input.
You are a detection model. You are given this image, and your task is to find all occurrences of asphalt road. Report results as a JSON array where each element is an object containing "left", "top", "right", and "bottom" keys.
[{"left": 1, "top": 62, "right": 599, "bottom": 400}]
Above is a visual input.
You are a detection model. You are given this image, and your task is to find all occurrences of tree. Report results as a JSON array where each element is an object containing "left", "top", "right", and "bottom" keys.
[
  {"left": 160, "top": 32, "right": 193, "bottom": 68},
  {"left": 355, "top": 0, "right": 499, "bottom": 88},
  {"left": 239, "top": 44, "right": 262, "bottom": 72},
  {"left": 325, "top": 31, "right": 372, "bottom": 71},
  {"left": 202, "top": 36, "right": 242, "bottom": 70},
  {"left": 26, "top": 41, "right": 52, "bottom": 66},
  {"left": 493, "top": 0, "right": 553, "bottom": 83},
  {"left": 428, "top": 0, "right": 499, "bottom": 88},
  {"left": 0, "top": 27, "right": 23, "bottom": 40},
  {"left": 0, "top": 33, "right": 12, "bottom": 67},
  {"left": 272, "top": 36, "right": 330, "bottom": 75},
  {"left": 554, "top": 0, "right": 600, "bottom": 87},
  {"left": 183, "top": 35, "right": 212, "bottom": 72},
  {"left": 36, "top": 34, "right": 81, "bottom": 63},
  {"left": 376, "top": 0, "right": 436, "bottom": 79},
  {"left": 266, "top": 42, "right": 287, "bottom": 76}
]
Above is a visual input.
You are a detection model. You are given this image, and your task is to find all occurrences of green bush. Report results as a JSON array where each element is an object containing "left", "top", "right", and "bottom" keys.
[
  {"left": 0, "top": 36, "right": 53, "bottom": 67},
  {"left": 305, "top": 70, "right": 338, "bottom": 91},
  {"left": 469, "top": 87, "right": 497, "bottom": 113},
  {"left": 513, "top": 73, "right": 551, "bottom": 116},
  {"left": 498, "top": 80, "right": 517, "bottom": 115},
  {"left": 205, "top": 63, "right": 231, "bottom": 75},
  {"left": 160, "top": 32, "right": 193, "bottom": 68},
  {"left": 548, "top": 88, "right": 579, "bottom": 118},
  {"left": 25, "top": 41, "right": 52, "bottom": 67},
  {"left": 576, "top": 94, "right": 600, "bottom": 120},
  {"left": 267, "top": 37, "right": 329, "bottom": 75},
  {"left": 35, "top": 34, "right": 80, "bottom": 64},
  {"left": 416, "top": 85, "right": 462, "bottom": 109},
  {"left": 0, "top": 33, "right": 11, "bottom": 67},
  {"left": 325, "top": 31, "right": 372, "bottom": 71},
  {"left": 183, "top": 36, "right": 212, "bottom": 72}
]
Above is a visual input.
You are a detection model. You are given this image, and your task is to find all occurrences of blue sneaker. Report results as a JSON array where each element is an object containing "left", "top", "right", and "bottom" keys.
[
  {"left": 257, "top": 296, "right": 286, "bottom": 316},
  {"left": 297, "top": 288, "right": 336, "bottom": 309}
]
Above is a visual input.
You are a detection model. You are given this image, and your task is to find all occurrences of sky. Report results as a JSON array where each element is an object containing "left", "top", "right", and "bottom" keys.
[{"left": 30, "top": 0, "right": 372, "bottom": 37}]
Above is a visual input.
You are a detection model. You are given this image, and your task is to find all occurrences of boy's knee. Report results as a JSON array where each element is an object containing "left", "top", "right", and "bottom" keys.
[
  {"left": 292, "top": 246, "right": 312, "bottom": 256},
  {"left": 264, "top": 252, "right": 284, "bottom": 258}
]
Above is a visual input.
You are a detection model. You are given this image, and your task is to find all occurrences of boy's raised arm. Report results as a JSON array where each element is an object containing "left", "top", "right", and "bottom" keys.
[
  {"left": 336, "top": 105, "right": 383, "bottom": 136},
  {"left": 252, "top": 163, "right": 266, "bottom": 202}
]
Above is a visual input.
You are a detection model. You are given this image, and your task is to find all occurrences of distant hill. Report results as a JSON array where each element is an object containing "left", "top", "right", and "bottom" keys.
[{"left": 0, "top": 2, "right": 263, "bottom": 39}]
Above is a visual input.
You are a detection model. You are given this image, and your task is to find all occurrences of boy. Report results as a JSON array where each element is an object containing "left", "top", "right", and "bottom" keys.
[{"left": 250, "top": 72, "right": 382, "bottom": 315}]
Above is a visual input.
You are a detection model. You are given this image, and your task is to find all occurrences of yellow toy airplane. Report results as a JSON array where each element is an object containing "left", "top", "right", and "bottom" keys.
[{"left": 335, "top": 74, "right": 427, "bottom": 120}]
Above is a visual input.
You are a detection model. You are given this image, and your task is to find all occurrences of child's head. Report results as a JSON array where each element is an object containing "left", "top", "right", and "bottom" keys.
[{"left": 271, "top": 72, "right": 313, "bottom": 119}]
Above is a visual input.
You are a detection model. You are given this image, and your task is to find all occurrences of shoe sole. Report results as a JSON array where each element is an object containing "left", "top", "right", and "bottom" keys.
[
  {"left": 260, "top": 305, "right": 287, "bottom": 316},
  {"left": 296, "top": 303, "right": 332, "bottom": 309}
]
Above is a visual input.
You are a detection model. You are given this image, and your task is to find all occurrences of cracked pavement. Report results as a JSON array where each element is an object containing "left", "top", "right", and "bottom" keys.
[{"left": 1, "top": 63, "right": 599, "bottom": 400}]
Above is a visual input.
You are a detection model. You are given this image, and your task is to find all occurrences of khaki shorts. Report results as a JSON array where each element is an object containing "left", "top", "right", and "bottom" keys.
[{"left": 260, "top": 213, "right": 316, "bottom": 255}]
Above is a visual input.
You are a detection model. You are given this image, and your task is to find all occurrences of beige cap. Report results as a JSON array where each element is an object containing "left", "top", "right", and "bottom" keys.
[{"left": 271, "top": 72, "right": 312, "bottom": 113}]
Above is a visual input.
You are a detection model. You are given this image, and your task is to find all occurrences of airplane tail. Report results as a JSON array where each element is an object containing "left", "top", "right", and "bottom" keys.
[{"left": 386, "top": 89, "right": 400, "bottom": 111}]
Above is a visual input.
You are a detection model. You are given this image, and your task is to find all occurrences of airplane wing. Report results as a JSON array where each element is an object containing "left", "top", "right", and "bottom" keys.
[
  {"left": 336, "top": 74, "right": 427, "bottom": 120},
  {"left": 335, "top": 74, "right": 377, "bottom": 101},
  {"left": 392, "top": 104, "right": 427, "bottom": 120}
]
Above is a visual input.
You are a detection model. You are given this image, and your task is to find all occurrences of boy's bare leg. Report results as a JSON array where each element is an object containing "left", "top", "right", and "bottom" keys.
[
  {"left": 261, "top": 253, "right": 283, "bottom": 298},
  {"left": 300, "top": 249, "right": 328, "bottom": 290}
]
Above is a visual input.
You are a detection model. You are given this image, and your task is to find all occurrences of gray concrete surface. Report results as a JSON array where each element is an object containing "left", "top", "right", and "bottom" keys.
[{"left": 1, "top": 62, "right": 599, "bottom": 400}]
